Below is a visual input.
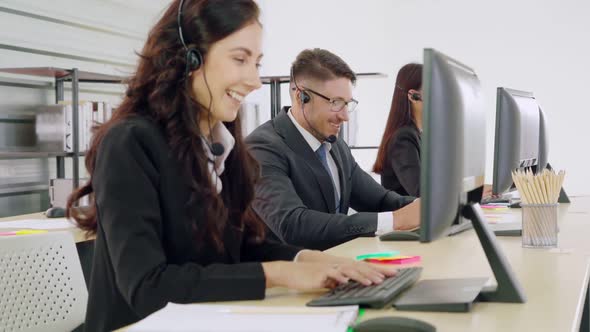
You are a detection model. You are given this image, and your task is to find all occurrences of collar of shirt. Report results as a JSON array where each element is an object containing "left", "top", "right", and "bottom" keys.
[
  {"left": 287, "top": 107, "right": 332, "bottom": 153},
  {"left": 201, "top": 121, "right": 235, "bottom": 193}
]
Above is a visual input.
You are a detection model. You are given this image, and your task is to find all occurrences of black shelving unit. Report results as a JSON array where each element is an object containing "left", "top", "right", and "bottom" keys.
[
  {"left": 0, "top": 151, "right": 87, "bottom": 159},
  {"left": 0, "top": 67, "right": 123, "bottom": 191}
]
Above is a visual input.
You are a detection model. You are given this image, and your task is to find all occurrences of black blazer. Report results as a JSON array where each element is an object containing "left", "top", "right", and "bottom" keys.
[
  {"left": 380, "top": 125, "right": 422, "bottom": 197},
  {"left": 85, "top": 116, "right": 300, "bottom": 332},
  {"left": 246, "top": 109, "right": 414, "bottom": 251}
]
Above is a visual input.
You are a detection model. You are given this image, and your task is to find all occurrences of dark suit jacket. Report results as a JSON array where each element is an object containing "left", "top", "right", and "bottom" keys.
[
  {"left": 246, "top": 109, "right": 414, "bottom": 250},
  {"left": 85, "top": 116, "right": 300, "bottom": 332},
  {"left": 380, "top": 125, "right": 422, "bottom": 197}
]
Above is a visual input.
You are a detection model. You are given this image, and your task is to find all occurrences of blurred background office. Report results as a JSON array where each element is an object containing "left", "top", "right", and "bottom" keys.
[{"left": 0, "top": 0, "right": 588, "bottom": 217}]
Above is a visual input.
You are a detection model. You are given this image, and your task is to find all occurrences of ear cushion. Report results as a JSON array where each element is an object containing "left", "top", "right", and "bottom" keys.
[
  {"left": 186, "top": 47, "right": 203, "bottom": 71},
  {"left": 300, "top": 90, "right": 311, "bottom": 104}
]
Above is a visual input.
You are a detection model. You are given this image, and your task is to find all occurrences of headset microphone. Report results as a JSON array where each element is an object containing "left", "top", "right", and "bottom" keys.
[
  {"left": 201, "top": 136, "right": 225, "bottom": 157},
  {"left": 299, "top": 89, "right": 338, "bottom": 144},
  {"left": 209, "top": 142, "right": 225, "bottom": 157},
  {"left": 292, "top": 69, "right": 338, "bottom": 144}
]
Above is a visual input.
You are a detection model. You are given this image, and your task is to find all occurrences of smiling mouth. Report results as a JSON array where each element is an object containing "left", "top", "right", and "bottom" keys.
[
  {"left": 227, "top": 89, "right": 245, "bottom": 103},
  {"left": 329, "top": 122, "right": 341, "bottom": 129}
]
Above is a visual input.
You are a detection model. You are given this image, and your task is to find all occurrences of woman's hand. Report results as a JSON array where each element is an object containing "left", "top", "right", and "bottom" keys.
[
  {"left": 325, "top": 260, "right": 398, "bottom": 286},
  {"left": 262, "top": 260, "right": 398, "bottom": 290}
]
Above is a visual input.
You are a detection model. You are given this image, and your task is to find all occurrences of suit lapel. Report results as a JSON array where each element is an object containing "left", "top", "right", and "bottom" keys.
[{"left": 273, "top": 110, "right": 336, "bottom": 212}]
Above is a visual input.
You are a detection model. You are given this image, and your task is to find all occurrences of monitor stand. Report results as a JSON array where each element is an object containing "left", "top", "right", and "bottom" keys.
[
  {"left": 465, "top": 203, "right": 526, "bottom": 302},
  {"left": 393, "top": 203, "right": 526, "bottom": 312},
  {"left": 447, "top": 219, "right": 473, "bottom": 236}
]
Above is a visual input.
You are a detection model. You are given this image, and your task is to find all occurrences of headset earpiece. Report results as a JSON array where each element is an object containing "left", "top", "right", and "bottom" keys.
[
  {"left": 186, "top": 47, "right": 203, "bottom": 72},
  {"left": 178, "top": 0, "right": 203, "bottom": 75},
  {"left": 410, "top": 92, "right": 422, "bottom": 101},
  {"left": 300, "top": 90, "right": 311, "bottom": 104}
]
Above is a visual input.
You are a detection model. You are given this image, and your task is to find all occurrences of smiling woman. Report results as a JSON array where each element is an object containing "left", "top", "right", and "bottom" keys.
[
  {"left": 190, "top": 23, "right": 263, "bottom": 128},
  {"left": 63, "top": 1, "right": 399, "bottom": 331}
]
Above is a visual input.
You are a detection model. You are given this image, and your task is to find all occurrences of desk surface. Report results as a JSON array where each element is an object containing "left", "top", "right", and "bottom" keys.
[
  {"left": 118, "top": 197, "right": 590, "bottom": 332},
  {"left": 0, "top": 212, "right": 92, "bottom": 243}
]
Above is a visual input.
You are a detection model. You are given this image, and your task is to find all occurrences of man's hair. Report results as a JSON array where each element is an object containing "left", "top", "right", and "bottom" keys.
[{"left": 291, "top": 48, "right": 356, "bottom": 86}]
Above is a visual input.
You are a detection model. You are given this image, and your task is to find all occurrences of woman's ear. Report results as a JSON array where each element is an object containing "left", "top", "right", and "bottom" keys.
[
  {"left": 189, "top": 65, "right": 204, "bottom": 78},
  {"left": 408, "top": 89, "right": 422, "bottom": 102}
]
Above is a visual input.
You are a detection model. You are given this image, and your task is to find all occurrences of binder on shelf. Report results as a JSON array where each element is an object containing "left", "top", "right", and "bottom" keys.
[{"left": 35, "top": 101, "right": 114, "bottom": 153}]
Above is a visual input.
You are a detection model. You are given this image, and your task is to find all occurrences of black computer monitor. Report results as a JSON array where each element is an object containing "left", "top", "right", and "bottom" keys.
[
  {"left": 492, "top": 88, "right": 548, "bottom": 196},
  {"left": 418, "top": 49, "right": 526, "bottom": 304},
  {"left": 420, "top": 49, "right": 486, "bottom": 242}
]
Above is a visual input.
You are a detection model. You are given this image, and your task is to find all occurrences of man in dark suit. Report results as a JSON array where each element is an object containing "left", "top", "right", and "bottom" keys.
[{"left": 247, "top": 48, "right": 420, "bottom": 250}]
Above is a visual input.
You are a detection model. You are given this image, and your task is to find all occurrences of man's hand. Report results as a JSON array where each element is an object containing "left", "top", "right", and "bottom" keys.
[
  {"left": 392, "top": 198, "right": 421, "bottom": 231},
  {"left": 482, "top": 184, "right": 494, "bottom": 199}
]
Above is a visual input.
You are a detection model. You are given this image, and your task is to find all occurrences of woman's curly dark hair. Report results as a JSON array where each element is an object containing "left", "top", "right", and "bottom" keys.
[{"left": 66, "top": 0, "right": 265, "bottom": 252}]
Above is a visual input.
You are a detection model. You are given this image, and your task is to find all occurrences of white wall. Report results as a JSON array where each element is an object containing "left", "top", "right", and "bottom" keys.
[
  {"left": 2, "top": 0, "right": 587, "bottom": 196},
  {"left": 253, "top": 0, "right": 590, "bottom": 196}
]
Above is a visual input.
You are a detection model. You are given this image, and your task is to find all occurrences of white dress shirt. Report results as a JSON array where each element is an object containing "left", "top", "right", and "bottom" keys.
[{"left": 287, "top": 109, "right": 394, "bottom": 234}]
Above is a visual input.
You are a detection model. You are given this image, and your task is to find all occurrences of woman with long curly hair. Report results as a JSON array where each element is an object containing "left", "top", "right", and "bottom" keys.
[{"left": 68, "top": 1, "right": 398, "bottom": 330}]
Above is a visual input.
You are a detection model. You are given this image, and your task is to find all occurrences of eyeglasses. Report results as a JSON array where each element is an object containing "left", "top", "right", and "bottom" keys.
[{"left": 304, "top": 87, "right": 359, "bottom": 113}]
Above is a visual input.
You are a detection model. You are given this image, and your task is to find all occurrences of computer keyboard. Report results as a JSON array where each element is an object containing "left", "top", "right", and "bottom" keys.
[
  {"left": 481, "top": 196, "right": 510, "bottom": 204},
  {"left": 306, "top": 267, "right": 422, "bottom": 308}
]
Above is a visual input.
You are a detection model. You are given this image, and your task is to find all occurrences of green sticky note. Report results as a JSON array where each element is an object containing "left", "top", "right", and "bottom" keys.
[{"left": 356, "top": 251, "right": 401, "bottom": 260}]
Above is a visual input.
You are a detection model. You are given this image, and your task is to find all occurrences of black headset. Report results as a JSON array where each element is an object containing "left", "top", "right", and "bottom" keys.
[
  {"left": 178, "top": 0, "right": 203, "bottom": 75},
  {"left": 177, "top": 0, "right": 225, "bottom": 157},
  {"left": 397, "top": 84, "right": 422, "bottom": 102},
  {"left": 300, "top": 90, "right": 311, "bottom": 104},
  {"left": 290, "top": 67, "right": 337, "bottom": 144},
  {"left": 290, "top": 66, "right": 310, "bottom": 105}
]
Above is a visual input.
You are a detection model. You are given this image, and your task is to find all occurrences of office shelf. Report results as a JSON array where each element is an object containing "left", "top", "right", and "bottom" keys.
[
  {"left": 0, "top": 67, "right": 122, "bottom": 190},
  {"left": 0, "top": 151, "right": 87, "bottom": 159},
  {"left": 0, "top": 67, "right": 123, "bottom": 83},
  {"left": 0, "top": 184, "right": 49, "bottom": 195}
]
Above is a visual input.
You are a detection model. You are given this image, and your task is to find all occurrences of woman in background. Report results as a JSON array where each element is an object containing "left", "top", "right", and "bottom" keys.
[
  {"left": 68, "top": 1, "right": 397, "bottom": 331},
  {"left": 374, "top": 63, "right": 423, "bottom": 197}
]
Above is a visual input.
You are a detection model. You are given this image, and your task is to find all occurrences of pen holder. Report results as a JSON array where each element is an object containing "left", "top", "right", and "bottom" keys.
[{"left": 521, "top": 203, "right": 558, "bottom": 248}]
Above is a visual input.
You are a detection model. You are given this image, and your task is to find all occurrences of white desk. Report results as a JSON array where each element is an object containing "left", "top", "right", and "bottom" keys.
[
  {"left": 119, "top": 197, "right": 590, "bottom": 331},
  {"left": 0, "top": 212, "right": 92, "bottom": 243}
]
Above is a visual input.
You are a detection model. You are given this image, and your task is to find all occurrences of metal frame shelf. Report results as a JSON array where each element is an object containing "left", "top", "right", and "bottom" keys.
[{"left": 0, "top": 67, "right": 122, "bottom": 190}]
